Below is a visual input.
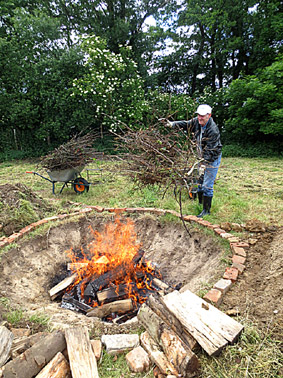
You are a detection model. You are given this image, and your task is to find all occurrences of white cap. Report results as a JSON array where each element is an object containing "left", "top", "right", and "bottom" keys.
[{"left": 196, "top": 104, "right": 212, "bottom": 115}]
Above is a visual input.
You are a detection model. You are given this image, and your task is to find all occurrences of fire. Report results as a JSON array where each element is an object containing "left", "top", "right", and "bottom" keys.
[{"left": 65, "top": 214, "right": 161, "bottom": 308}]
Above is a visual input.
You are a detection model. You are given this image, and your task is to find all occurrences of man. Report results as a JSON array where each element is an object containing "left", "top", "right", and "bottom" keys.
[{"left": 169, "top": 104, "right": 222, "bottom": 217}]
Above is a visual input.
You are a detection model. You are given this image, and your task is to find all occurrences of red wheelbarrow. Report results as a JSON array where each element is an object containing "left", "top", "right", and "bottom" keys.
[{"left": 26, "top": 166, "right": 90, "bottom": 194}]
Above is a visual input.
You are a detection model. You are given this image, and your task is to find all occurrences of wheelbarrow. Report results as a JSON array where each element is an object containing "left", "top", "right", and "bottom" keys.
[{"left": 26, "top": 166, "right": 90, "bottom": 194}]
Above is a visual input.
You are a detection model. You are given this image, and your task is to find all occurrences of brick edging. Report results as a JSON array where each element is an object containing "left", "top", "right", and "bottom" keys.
[{"left": 0, "top": 205, "right": 249, "bottom": 307}]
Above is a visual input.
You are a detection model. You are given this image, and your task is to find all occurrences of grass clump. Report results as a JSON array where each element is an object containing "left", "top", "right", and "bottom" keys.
[{"left": 199, "top": 317, "right": 283, "bottom": 377}]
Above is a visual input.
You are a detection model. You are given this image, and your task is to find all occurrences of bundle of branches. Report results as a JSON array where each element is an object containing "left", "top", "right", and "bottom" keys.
[
  {"left": 39, "top": 132, "right": 100, "bottom": 171},
  {"left": 115, "top": 122, "right": 203, "bottom": 192}
]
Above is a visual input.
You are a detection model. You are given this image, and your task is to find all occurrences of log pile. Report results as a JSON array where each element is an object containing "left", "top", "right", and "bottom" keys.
[{"left": 0, "top": 290, "right": 244, "bottom": 378}]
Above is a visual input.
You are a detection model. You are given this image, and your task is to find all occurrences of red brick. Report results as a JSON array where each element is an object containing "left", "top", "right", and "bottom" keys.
[
  {"left": 0, "top": 240, "right": 9, "bottom": 248},
  {"left": 213, "top": 278, "right": 233, "bottom": 294},
  {"left": 7, "top": 233, "right": 22, "bottom": 243},
  {"left": 126, "top": 346, "right": 150, "bottom": 373},
  {"left": 214, "top": 228, "right": 226, "bottom": 235},
  {"left": 230, "top": 245, "right": 247, "bottom": 257},
  {"left": 151, "top": 208, "right": 166, "bottom": 215},
  {"left": 232, "top": 262, "right": 245, "bottom": 274},
  {"left": 231, "top": 241, "right": 249, "bottom": 249},
  {"left": 232, "top": 255, "right": 246, "bottom": 265},
  {"left": 203, "top": 289, "right": 223, "bottom": 307},
  {"left": 223, "top": 267, "right": 238, "bottom": 282},
  {"left": 219, "top": 232, "right": 233, "bottom": 239},
  {"left": 92, "top": 205, "right": 104, "bottom": 213},
  {"left": 19, "top": 225, "right": 35, "bottom": 235},
  {"left": 227, "top": 236, "right": 240, "bottom": 243},
  {"left": 183, "top": 215, "right": 199, "bottom": 222}
]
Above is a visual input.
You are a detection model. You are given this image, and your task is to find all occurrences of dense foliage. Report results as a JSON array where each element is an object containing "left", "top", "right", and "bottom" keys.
[{"left": 0, "top": 0, "right": 282, "bottom": 159}]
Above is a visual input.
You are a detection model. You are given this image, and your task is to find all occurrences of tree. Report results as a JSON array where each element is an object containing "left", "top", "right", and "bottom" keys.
[
  {"left": 71, "top": 35, "right": 149, "bottom": 131},
  {"left": 223, "top": 56, "right": 283, "bottom": 141}
]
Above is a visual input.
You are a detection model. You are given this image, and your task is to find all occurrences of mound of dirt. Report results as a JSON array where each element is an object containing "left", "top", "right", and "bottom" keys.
[{"left": 0, "top": 183, "right": 52, "bottom": 237}]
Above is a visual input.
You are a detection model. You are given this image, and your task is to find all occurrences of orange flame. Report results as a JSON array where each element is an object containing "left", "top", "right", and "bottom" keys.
[{"left": 64, "top": 215, "right": 161, "bottom": 307}]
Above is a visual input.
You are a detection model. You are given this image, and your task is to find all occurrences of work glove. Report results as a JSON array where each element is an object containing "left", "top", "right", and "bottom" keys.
[
  {"left": 158, "top": 118, "right": 172, "bottom": 127},
  {"left": 198, "top": 164, "right": 206, "bottom": 176}
]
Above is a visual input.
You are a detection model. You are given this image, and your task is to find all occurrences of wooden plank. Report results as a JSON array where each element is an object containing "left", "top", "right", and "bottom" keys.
[
  {"left": 138, "top": 304, "right": 200, "bottom": 377},
  {"left": 0, "top": 326, "right": 13, "bottom": 368},
  {"left": 49, "top": 273, "right": 77, "bottom": 300},
  {"left": 35, "top": 352, "right": 71, "bottom": 378},
  {"left": 1, "top": 330, "right": 66, "bottom": 378},
  {"left": 162, "top": 291, "right": 229, "bottom": 356},
  {"left": 65, "top": 326, "right": 99, "bottom": 378},
  {"left": 87, "top": 299, "right": 133, "bottom": 318},
  {"left": 179, "top": 290, "right": 244, "bottom": 344}
]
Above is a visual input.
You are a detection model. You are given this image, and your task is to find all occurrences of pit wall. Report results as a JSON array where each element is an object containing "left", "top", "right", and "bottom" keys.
[{"left": 0, "top": 205, "right": 249, "bottom": 307}]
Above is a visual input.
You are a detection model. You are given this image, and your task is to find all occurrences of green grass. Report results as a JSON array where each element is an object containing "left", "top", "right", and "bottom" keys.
[{"left": 1, "top": 157, "right": 282, "bottom": 225}]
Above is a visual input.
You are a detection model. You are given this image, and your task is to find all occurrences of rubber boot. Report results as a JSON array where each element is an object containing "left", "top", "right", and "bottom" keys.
[
  {"left": 197, "top": 191, "right": 203, "bottom": 205},
  {"left": 197, "top": 196, "right": 212, "bottom": 218}
]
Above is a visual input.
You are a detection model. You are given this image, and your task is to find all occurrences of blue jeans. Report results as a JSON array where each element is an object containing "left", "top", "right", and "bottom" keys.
[{"left": 198, "top": 154, "right": 222, "bottom": 197}]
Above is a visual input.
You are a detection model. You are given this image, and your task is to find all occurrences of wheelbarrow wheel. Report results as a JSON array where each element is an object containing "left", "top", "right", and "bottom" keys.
[{"left": 73, "top": 178, "right": 89, "bottom": 194}]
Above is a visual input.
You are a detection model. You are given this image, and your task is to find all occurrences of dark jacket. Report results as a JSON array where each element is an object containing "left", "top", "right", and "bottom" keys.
[{"left": 172, "top": 117, "right": 222, "bottom": 163}]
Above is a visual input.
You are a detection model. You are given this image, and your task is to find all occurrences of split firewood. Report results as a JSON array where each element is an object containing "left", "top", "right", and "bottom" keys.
[
  {"left": 35, "top": 352, "right": 71, "bottom": 378},
  {"left": 1, "top": 330, "right": 66, "bottom": 378},
  {"left": 161, "top": 290, "right": 244, "bottom": 356},
  {"left": 65, "top": 326, "right": 99, "bottom": 378},
  {"left": 179, "top": 290, "right": 244, "bottom": 344},
  {"left": 49, "top": 273, "right": 78, "bottom": 300},
  {"left": 138, "top": 304, "right": 200, "bottom": 377},
  {"left": 0, "top": 326, "right": 13, "bottom": 368},
  {"left": 140, "top": 331, "right": 178, "bottom": 376},
  {"left": 147, "top": 294, "right": 197, "bottom": 350},
  {"left": 67, "top": 256, "right": 109, "bottom": 271},
  {"left": 10, "top": 332, "right": 48, "bottom": 359},
  {"left": 87, "top": 298, "right": 133, "bottom": 318},
  {"left": 67, "top": 262, "right": 89, "bottom": 271}
]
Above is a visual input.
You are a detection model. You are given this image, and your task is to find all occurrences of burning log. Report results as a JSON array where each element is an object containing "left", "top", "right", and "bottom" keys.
[
  {"left": 87, "top": 299, "right": 133, "bottom": 318},
  {"left": 49, "top": 273, "right": 78, "bottom": 300},
  {"left": 1, "top": 330, "right": 66, "bottom": 378},
  {"left": 65, "top": 326, "right": 99, "bottom": 378},
  {"left": 138, "top": 304, "right": 200, "bottom": 377},
  {"left": 61, "top": 293, "right": 92, "bottom": 314},
  {"left": 35, "top": 352, "right": 70, "bottom": 378},
  {"left": 84, "top": 249, "right": 145, "bottom": 297}
]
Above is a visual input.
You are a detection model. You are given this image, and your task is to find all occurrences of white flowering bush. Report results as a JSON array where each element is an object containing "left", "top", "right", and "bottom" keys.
[{"left": 72, "top": 36, "right": 149, "bottom": 131}]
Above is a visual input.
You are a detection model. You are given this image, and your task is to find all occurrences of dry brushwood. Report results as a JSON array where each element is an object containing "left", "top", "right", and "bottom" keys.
[
  {"left": 115, "top": 121, "right": 202, "bottom": 191},
  {"left": 114, "top": 121, "right": 203, "bottom": 234},
  {"left": 39, "top": 132, "right": 99, "bottom": 171}
]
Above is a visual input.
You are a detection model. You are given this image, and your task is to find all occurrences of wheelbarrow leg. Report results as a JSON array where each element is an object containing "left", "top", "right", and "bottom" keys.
[
  {"left": 59, "top": 183, "right": 67, "bottom": 194},
  {"left": 52, "top": 182, "right": 56, "bottom": 194}
]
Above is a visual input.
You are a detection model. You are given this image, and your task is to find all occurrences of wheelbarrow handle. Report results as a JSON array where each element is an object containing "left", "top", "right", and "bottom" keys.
[{"left": 26, "top": 171, "right": 34, "bottom": 174}]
